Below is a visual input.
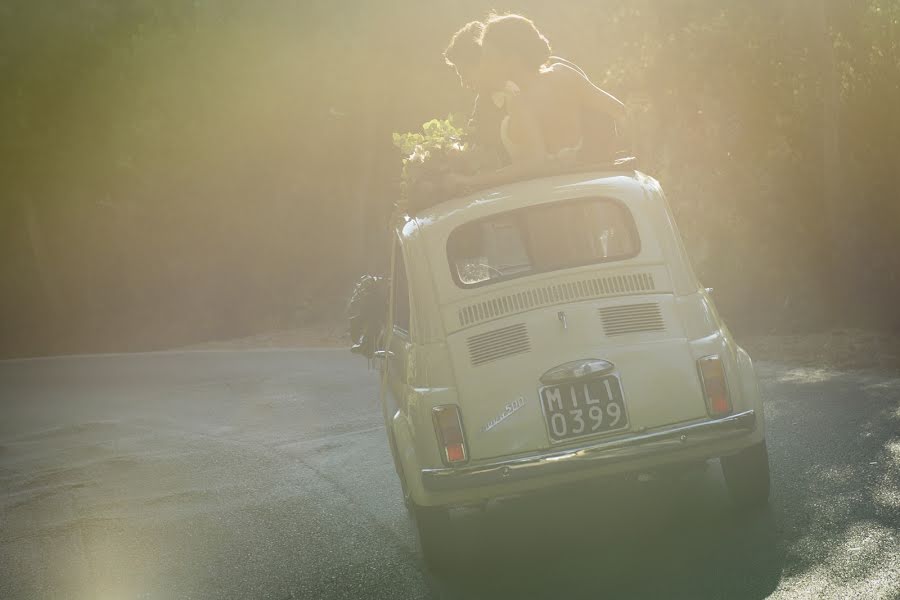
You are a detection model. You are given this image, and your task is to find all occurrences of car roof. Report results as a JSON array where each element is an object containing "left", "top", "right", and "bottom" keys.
[{"left": 404, "top": 170, "right": 651, "bottom": 239}]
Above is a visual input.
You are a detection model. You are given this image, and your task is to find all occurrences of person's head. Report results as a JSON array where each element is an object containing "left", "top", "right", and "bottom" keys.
[
  {"left": 479, "top": 13, "right": 551, "bottom": 88},
  {"left": 444, "top": 21, "right": 485, "bottom": 91}
]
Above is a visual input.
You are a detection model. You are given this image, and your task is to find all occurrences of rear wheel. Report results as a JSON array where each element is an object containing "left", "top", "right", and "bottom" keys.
[
  {"left": 721, "top": 440, "right": 770, "bottom": 509},
  {"left": 389, "top": 433, "right": 460, "bottom": 570},
  {"left": 410, "top": 502, "right": 453, "bottom": 570}
]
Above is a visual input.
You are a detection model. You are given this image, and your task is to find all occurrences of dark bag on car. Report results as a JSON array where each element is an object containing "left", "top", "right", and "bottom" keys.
[{"left": 347, "top": 275, "right": 388, "bottom": 358}]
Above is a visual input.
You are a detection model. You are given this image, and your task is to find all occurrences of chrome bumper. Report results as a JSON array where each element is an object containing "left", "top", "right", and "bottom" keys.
[{"left": 421, "top": 410, "right": 757, "bottom": 492}]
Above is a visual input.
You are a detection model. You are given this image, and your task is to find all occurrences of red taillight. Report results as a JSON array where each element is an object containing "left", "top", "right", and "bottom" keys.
[
  {"left": 432, "top": 405, "right": 468, "bottom": 465},
  {"left": 698, "top": 356, "right": 732, "bottom": 417},
  {"left": 445, "top": 443, "right": 466, "bottom": 463}
]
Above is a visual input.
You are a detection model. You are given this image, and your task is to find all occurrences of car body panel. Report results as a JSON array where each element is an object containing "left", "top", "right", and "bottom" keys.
[
  {"left": 379, "top": 170, "right": 766, "bottom": 508},
  {"left": 445, "top": 294, "right": 712, "bottom": 461}
]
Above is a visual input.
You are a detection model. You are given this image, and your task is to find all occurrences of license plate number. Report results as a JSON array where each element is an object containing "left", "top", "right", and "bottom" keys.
[{"left": 540, "top": 376, "right": 629, "bottom": 442}]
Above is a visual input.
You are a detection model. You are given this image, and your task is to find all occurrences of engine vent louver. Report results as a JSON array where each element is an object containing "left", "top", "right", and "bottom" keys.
[
  {"left": 457, "top": 272, "right": 656, "bottom": 328},
  {"left": 467, "top": 323, "right": 531, "bottom": 366},
  {"left": 599, "top": 303, "right": 665, "bottom": 336}
]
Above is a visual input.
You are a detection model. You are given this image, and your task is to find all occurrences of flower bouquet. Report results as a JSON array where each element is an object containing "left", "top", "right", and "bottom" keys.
[{"left": 392, "top": 115, "right": 498, "bottom": 213}]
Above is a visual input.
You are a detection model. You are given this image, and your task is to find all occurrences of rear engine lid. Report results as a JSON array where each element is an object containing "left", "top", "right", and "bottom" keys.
[{"left": 446, "top": 293, "right": 709, "bottom": 461}]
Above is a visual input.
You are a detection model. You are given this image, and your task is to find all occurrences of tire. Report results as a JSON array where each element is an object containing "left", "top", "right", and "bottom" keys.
[
  {"left": 411, "top": 502, "right": 453, "bottom": 570},
  {"left": 721, "top": 440, "right": 771, "bottom": 509}
]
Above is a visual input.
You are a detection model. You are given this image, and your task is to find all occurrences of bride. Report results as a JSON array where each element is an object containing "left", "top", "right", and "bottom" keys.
[{"left": 449, "top": 14, "right": 627, "bottom": 191}]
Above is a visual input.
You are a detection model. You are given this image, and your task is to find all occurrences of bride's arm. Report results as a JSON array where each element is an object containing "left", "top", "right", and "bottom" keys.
[{"left": 555, "top": 63, "right": 626, "bottom": 121}]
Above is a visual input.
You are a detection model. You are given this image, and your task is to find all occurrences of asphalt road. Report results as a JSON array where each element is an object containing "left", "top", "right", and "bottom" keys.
[{"left": 1, "top": 349, "right": 897, "bottom": 599}]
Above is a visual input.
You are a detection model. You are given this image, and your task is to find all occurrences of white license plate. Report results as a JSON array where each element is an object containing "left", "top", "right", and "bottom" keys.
[{"left": 540, "top": 376, "right": 629, "bottom": 442}]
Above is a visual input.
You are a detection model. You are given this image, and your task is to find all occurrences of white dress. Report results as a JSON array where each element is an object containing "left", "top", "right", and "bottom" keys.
[{"left": 492, "top": 80, "right": 583, "bottom": 164}]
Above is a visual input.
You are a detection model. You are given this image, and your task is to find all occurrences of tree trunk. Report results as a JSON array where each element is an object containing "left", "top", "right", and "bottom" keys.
[
  {"left": 354, "top": 106, "right": 379, "bottom": 274},
  {"left": 23, "top": 197, "right": 63, "bottom": 319},
  {"left": 811, "top": 0, "right": 850, "bottom": 314}
]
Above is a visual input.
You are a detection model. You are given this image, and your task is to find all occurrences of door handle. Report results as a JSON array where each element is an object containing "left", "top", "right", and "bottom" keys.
[{"left": 373, "top": 349, "right": 395, "bottom": 359}]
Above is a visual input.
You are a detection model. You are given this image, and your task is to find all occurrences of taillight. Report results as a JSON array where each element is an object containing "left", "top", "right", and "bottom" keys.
[
  {"left": 432, "top": 405, "right": 468, "bottom": 465},
  {"left": 697, "top": 355, "right": 732, "bottom": 417}
]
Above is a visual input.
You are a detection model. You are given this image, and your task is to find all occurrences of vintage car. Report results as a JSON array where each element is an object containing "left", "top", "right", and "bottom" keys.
[{"left": 372, "top": 167, "right": 769, "bottom": 564}]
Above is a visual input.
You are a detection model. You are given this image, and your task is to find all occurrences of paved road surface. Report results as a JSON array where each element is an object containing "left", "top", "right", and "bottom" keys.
[{"left": 1, "top": 349, "right": 897, "bottom": 599}]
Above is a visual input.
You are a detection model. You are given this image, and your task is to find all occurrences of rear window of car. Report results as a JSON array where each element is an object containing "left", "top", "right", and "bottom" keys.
[{"left": 447, "top": 197, "right": 640, "bottom": 288}]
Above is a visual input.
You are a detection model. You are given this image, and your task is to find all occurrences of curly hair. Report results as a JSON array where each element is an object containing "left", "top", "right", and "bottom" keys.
[
  {"left": 479, "top": 13, "right": 552, "bottom": 72},
  {"left": 444, "top": 21, "right": 485, "bottom": 69}
]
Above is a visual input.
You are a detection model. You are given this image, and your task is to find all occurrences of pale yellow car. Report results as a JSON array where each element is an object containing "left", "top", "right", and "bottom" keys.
[{"left": 375, "top": 168, "right": 769, "bottom": 564}]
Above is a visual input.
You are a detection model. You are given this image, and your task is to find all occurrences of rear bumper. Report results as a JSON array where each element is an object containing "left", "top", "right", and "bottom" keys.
[{"left": 421, "top": 409, "right": 757, "bottom": 493}]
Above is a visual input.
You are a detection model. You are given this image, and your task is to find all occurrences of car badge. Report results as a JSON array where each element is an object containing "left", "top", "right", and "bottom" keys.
[
  {"left": 481, "top": 396, "right": 526, "bottom": 433},
  {"left": 557, "top": 310, "right": 568, "bottom": 330}
]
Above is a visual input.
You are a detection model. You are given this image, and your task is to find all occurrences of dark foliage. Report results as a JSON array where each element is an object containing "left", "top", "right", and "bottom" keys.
[{"left": 1, "top": 1, "right": 898, "bottom": 356}]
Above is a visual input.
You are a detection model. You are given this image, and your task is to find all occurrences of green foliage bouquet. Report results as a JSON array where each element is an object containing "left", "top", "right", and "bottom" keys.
[{"left": 392, "top": 115, "right": 498, "bottom": 213}]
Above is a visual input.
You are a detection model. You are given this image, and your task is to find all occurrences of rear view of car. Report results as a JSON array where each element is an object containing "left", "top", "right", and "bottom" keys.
[{"left": 378, "top": 170, "right": 769, "bottom": 566}]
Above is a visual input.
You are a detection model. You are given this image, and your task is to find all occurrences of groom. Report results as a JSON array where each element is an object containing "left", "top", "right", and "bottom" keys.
[
  {"left": 443, "top": 21, "right": 507, "bottom": 164},
  {"left": 443, "top": 20, "right": 622, "bottom": 165}
]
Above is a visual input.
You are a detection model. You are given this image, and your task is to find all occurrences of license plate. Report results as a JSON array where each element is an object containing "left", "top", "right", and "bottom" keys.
[{"left": 540, "top": 376, "right": 629, "bottom": 443}]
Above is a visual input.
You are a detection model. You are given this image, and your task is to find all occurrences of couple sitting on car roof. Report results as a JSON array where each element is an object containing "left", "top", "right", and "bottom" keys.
[{"left": 443, "top": 13, "right": 628, "bottom": 195}]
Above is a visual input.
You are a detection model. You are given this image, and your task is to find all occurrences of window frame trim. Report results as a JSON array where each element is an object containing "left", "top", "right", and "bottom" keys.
[
  {"left": 390, "top": 237, "right": 413, "bottom": 339},
  {"left": 445, "top": 195, "right": 642, "bottom": 290}
]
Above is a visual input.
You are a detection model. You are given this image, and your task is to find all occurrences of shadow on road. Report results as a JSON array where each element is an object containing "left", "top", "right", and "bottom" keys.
[
  {"left": 758, "top": 367, "right": 900, "bottom": 597},
  {"left": 429, "top": 466, "right": 783, "bottom": 599},
  {"left": 423, "top": 366, "right": 900, "bottom": 599}
]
